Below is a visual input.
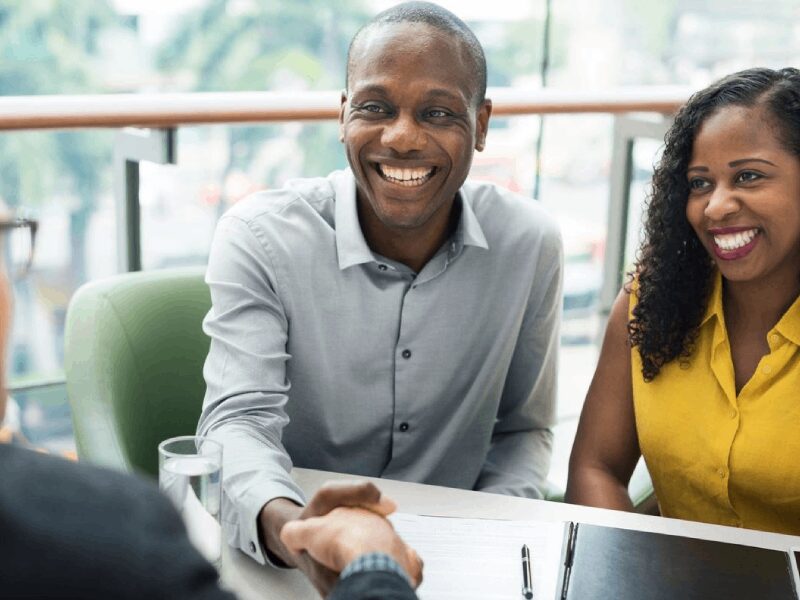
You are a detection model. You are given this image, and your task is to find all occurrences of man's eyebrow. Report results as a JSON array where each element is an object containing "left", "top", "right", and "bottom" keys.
[
  {"left": 423, "top": 88, "right": 466, "bottom": 103},
  {"left": 729, "top": 157, "right": 777, "bottom": 167},
  {"left": 350, "top": 84, "right": 389, "bottom": 98}
]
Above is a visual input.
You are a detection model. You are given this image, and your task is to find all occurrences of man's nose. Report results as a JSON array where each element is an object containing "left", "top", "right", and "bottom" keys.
[
  {"left": 381, "top": 113, "right": 426, "bottom": 154},
  {"left": 704, "top": 184, "right": 740, "bottom": 221}
]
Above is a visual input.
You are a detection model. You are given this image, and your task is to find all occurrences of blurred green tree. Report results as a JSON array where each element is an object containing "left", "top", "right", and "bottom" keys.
[
  {"left": 157, "top": 0, "right": 369, "bottom": 201},
  {"left": 0, "top": 0, "right": 119, "bottom": 285}
]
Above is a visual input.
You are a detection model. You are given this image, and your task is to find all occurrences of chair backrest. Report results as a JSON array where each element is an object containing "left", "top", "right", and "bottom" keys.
[{"left": 65, "top": 267, "right": 210, "bottom": 477}]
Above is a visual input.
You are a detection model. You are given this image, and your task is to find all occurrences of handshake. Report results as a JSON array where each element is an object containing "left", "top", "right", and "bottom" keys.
[{"left": 267, "top": 481, "right": 424, "bottom": 598}]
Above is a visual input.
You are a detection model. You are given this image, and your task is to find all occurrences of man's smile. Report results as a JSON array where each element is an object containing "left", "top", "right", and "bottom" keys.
[{"left": 375, "top": 163, "right": 438, "bottom": 187}]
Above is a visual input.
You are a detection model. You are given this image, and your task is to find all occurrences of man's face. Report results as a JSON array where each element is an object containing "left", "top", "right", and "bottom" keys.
[{"left": 340, "top": 23, "right": 491, "bottom": 236}]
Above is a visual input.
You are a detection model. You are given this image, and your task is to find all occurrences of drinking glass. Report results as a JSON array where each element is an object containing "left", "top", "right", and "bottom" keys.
[{"left": 158, "top": 435, "right": 223, "bottom": 569}]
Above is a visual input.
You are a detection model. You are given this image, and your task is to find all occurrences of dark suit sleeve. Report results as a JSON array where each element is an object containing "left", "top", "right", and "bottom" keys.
[
  {"left": 0, "top": 445, "right": 237, "bottom": 600},
  {"left": 327, "top": 571, "right": 419, "bottom": 600}
]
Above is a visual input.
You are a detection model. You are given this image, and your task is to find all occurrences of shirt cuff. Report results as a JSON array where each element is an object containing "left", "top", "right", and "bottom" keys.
[
  {"left": 236, "top": 479, "right": 306, "bottom": 566},
  {"left": 340, "top": 552, "right": 412, "bottom": 587}
]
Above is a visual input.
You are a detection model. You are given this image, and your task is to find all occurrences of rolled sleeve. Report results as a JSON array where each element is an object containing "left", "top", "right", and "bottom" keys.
[
  {"left": 475, "top": 226, "right": 563, "bottom": 498},
  {"left": 199, "top": 215, "right": 306, "bottom": 565}
]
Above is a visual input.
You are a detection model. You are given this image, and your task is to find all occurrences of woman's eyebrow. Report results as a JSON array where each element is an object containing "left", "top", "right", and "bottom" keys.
[{"left": 728, "top": 157, "right": 777, "bottom": 167}]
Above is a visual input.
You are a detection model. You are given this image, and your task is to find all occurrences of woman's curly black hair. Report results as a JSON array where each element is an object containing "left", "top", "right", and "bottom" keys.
[{"left": 629, "top": 67, "right": 800, "bottom": 381}]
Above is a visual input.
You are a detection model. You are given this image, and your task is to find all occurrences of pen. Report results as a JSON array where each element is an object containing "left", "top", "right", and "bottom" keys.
[{"left": 521, "top": 544, "right": 533, "bottom": 599}]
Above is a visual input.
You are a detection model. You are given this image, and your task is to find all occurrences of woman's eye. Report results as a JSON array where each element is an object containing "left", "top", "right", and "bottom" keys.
[
  {"left": 689, "top": 178, "right": 709, "bottom": 191},
  {"left": 737, "top": 170, "right": 761, "bottom": 183}
]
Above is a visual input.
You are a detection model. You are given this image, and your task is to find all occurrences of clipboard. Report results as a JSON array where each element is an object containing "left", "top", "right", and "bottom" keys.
[{"left": 557, "top": 523, "right": 799, "bottom": 600}]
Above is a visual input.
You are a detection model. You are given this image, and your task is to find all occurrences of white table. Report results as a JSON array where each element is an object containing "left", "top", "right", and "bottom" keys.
[{"left": 220, "top": 469, "right": 800, "bottom": 599}]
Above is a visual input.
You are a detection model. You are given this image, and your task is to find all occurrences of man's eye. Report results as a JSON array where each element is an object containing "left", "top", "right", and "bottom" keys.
[
  {"left": 427, "top": 109, "right": 451, "bottom": 119},
  {"left": 360, "top": 104, "right": 385, "bottom": 113},
  {"left": 688, "top": 178, "right": 709, "bottom": 191}
]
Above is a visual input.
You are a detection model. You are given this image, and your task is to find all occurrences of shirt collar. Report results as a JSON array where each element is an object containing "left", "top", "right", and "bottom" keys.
[
  {"left": 333, "top": 170, "right": 489, "bottom": 271},
  {"left": 700, "top": 270, "right": 724, "bottom": 327},
  {"left": 456, "top": 187, "right": 489, "bottom": 251},
  {"left": 775, "top": 289, "right": 800, "bottom": 346},
  {"left": 699, "top": 269, "right": 800, "bottom": 346},
  {"left": 333, "top": 170, "right": 374, "bottom": 270}
]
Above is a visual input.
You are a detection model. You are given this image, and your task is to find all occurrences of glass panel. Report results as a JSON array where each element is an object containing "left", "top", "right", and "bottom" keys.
[
  {"left": 8, "top": 383, "right": 74, "bottom": 455},
  {"left": 5, "top": 0, "right": 800, "bottom": 477},
  {"left": 626, "top": 137, "right": 665, "bottom": 271},
  {"left": 140, "top": 122, "right": 348, "bottom": 270},
  {"left": 0, "top": 129, "right": 115, "bottom": 452}
]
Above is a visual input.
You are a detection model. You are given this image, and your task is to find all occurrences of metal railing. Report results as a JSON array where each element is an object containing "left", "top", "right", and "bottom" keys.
[
  {"left": 0, "top": 86, "right": 689, "bottom": 392},
  {"left": 0, "top": 86, "right": 689, "bottom": 130}
]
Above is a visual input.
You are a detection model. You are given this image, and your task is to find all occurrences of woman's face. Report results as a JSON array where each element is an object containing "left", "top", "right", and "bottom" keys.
[{"left": 685, "top": 104, "right": 800, "bottom": 289}]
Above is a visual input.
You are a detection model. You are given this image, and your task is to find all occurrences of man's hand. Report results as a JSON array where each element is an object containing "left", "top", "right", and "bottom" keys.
[
  {"left": 259, "top": 481, "right": 397, "bottom": 596},
  {"left": 281, "top": 506, "right": 423, "bottom": 589}
]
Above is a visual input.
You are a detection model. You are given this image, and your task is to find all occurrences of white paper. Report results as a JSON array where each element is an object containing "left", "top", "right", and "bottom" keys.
[{"left": 390, "top": 513, "right": 566, "bottom": 600}]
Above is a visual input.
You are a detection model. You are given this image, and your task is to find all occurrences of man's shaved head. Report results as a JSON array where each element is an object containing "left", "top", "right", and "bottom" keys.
[{"left": 346, "top": 1, "right": 487, "bottom": 105}]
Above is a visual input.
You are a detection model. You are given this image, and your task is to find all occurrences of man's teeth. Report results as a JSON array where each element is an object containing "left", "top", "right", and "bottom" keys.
[
  {"left": 713, "top": 228, "right": 759, "bottom": 251},
  {"left": 379, "top": 164, "right": 434, "bottom": 186}
]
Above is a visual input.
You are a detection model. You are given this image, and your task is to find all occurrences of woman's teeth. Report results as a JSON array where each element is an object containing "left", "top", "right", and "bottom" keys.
[{"left": 713, "top": 228, "right": 759, "bottom": 251}]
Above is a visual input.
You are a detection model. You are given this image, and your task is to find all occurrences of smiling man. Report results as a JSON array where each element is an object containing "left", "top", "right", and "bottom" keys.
[{"left": 199, "top": 1, "right": 563, "bottom": 590}]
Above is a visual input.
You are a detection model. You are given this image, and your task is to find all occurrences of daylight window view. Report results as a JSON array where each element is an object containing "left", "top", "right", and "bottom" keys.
[{"left": 3, "top": 0, "right": 800, "bottom": 495}]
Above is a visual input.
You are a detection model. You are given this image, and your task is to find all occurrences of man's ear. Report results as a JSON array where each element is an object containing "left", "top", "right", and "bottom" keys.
[
  {"left": 338, "top": 90, "right": 347, "bottom": 143},
  {"left": 474, "top": 98, "right": 492, "bottom": 152}
]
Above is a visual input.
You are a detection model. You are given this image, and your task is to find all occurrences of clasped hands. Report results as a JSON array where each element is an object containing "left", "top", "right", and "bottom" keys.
[{"left": 259, "top": 481, "right": 423, "bottom": 597}]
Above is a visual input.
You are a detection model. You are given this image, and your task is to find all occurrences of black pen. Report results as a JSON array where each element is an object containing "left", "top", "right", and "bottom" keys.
[{"left": 521, "top": 544, "right": 533, "bottom": 599}]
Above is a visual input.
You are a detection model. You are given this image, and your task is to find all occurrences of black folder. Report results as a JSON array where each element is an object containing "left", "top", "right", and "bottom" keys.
[{"left": 557, "top": 523, "right": 799, "bottom": 600}]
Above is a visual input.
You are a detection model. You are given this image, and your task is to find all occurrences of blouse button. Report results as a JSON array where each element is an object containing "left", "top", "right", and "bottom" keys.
[
  {"left": 762, "top": 364, "right": 772, "bottom": 375},
  {"left": 718, "top": 468, "right": 726, "bottom": 478},
  {"left": 770, "top": 333, "right": 780, "bottom": 344}
]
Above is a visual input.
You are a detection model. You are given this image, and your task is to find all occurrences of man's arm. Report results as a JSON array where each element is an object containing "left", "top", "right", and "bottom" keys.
[
  {"left": 281, "top": 504, "right": 423, "bottom": 599},
  {"left": 474, "top": 231, "right": 563, "bottom": 498},
  {"left": 261, "top": 481, "right": 399, "bottom": 594},
  {"left": 199, "top": 214, "right": 306, "bottom": 564}
]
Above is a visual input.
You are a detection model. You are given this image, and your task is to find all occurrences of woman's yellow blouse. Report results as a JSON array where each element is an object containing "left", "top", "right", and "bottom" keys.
[{"left": 630, "top": 272, "right": 800, "bottom": 534}]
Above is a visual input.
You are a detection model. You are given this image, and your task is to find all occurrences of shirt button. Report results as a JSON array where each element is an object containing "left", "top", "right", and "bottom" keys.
[
  {"left": 762, "top": 364, "right": 772, "bottom": 375},
  {"left": 401, "top": 349, "right": 412, "bottom": 359},
  {"left": 249, "top": 541, "right": 256, "bottom": 553},
  {"left": 399, "top": 422, "right": 410, "bottom": 432},
  {"left": 378, "top": 264, "right": 388, "bottom": 271}
]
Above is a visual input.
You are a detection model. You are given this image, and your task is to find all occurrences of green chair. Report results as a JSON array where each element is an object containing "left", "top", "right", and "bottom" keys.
[{"left": 64, "top": 267, "right": 210, "bottom": 478}]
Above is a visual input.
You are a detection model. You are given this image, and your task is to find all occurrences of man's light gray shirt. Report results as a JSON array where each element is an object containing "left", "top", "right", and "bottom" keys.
[{"left": 199, "top": 169, "right": 562, "bottom": 564}]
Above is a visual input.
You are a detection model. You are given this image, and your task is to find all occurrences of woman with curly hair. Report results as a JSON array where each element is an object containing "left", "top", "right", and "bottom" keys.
[{"left": 566, "top": 67, "right": 800, "bottom": 534}]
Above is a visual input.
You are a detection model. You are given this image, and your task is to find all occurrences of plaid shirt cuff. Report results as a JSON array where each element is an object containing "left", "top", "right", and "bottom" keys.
[{"left": 340, "top": 552, "right": 412, "bottom": 586}]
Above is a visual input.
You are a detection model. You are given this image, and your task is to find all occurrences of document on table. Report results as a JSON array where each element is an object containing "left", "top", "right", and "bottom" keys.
[{"left": 389, "top": 513, "right": 566, "bottom": 600}]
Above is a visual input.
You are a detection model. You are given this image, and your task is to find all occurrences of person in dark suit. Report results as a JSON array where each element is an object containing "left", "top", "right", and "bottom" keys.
[{"left": 0, "top": 217, "right": 421, "bottom": 598}]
